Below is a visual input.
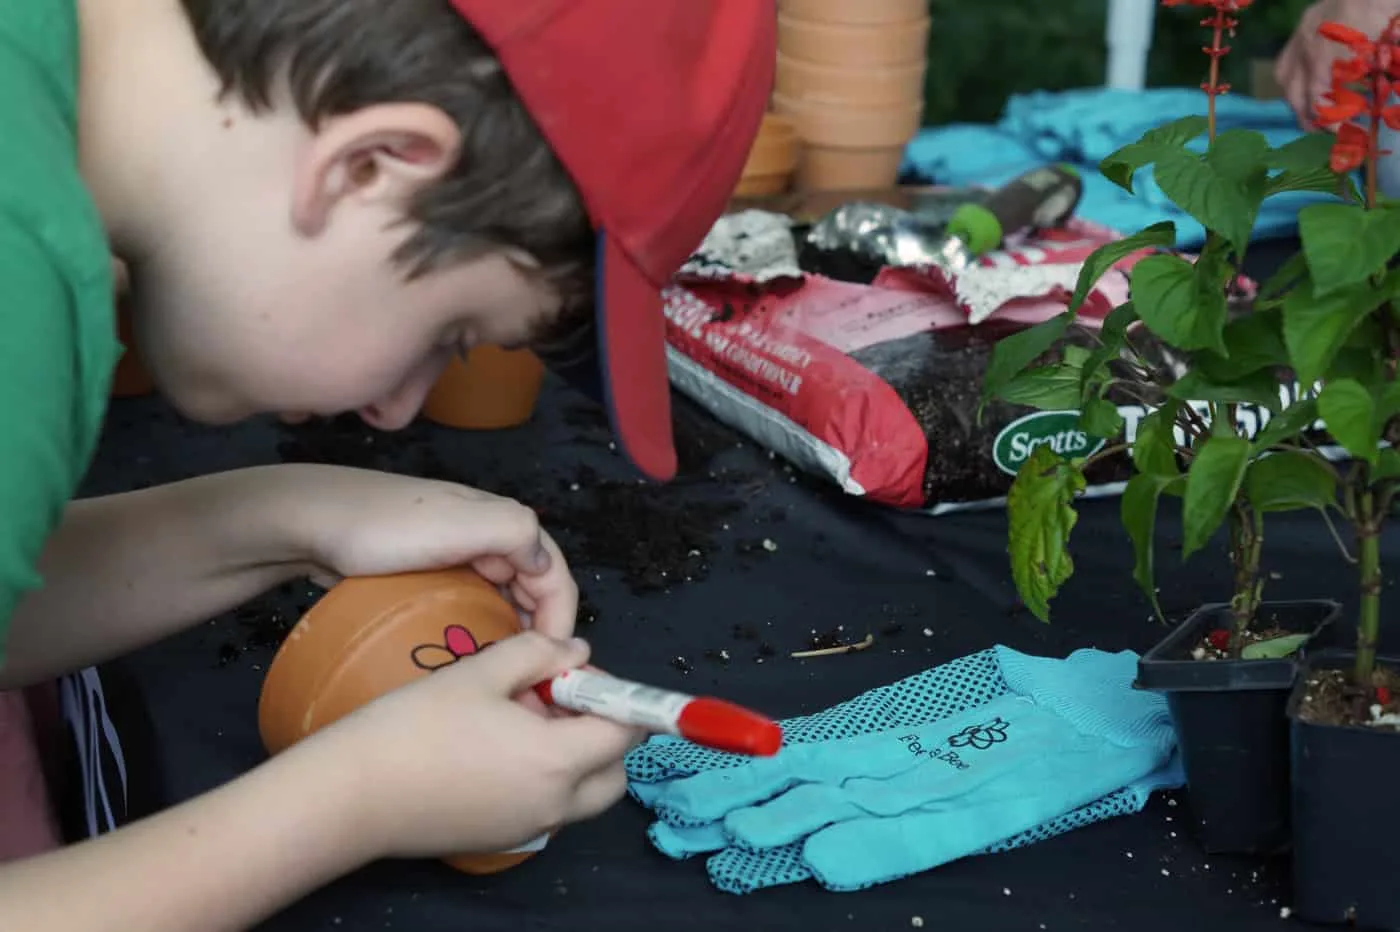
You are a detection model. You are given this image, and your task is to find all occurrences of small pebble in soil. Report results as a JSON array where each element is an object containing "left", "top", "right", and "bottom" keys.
[
  {"left": 669, "top": 656, "right": 694, "bottom": 675},
  {"left": 910, "top": 919, "right": 924, "bottom": 929}
]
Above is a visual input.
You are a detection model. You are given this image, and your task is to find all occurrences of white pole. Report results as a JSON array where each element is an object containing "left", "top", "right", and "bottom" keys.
[{"left": 1105, "top": 0, "right": 1157, "bottom": 91}]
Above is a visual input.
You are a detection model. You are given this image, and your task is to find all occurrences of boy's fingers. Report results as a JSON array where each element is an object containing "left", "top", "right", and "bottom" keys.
[
  {"left": 469, "top": 630, "right": 590, "bottom": 696},
  {"left": 515, "top": 531, "right": 578, "bottom": 640},
  {"left": 565, "top": 762, "right": 631, "bottom": 823},
  {"left": 548, "top": 713, "right": 647, "bottom": 775}
]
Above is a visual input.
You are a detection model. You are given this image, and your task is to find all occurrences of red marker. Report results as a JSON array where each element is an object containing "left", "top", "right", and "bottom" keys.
[{"left": 533, "top": 669, "right": 783, "bottom": 757}]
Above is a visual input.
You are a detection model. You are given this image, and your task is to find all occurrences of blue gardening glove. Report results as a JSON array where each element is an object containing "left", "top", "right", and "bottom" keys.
[{"left": 626, "top": 648, "right": 1183, "bottom": 894}]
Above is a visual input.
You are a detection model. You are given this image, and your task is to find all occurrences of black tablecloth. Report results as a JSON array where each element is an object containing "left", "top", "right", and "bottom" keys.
[{"left": 77, "top": 242, "right": 1397, "bottom": 932}]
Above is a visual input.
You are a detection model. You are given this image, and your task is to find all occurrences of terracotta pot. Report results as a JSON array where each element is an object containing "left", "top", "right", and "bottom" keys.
[
  {"left": 778, "top": 0, "right": 929, "bottom": 26},
  {"left": 771, "top": 92, "right": 923, "bottom": 149},
  {"left": 741, "top": 113, "right": 799, "bottom": 177},
  {"left": 798, "top": 144, "right": 907, "bottom": 191},
  {"left": 259, "top": 567, "right": 550, "bottom": 876},
  {"left": 110, "top": 306, "right": 154, "bottom": 398},
  {"left": 420, "top": 345, "right": 545, "bottom": 430},
  {"left": 775, "top": 52, "right": 926, "bottom": 107},
  {"left": 735, "top": 172, "right": 792, "bottom": 198},
  {"left": 777, "top": 13, "right": 931, "bottom": 68}
]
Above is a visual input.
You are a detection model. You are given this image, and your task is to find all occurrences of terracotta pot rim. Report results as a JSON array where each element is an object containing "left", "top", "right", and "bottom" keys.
[
  {"left": 777, "top": 12, "right": 932, "bottom": 34},
  {"left": 772, "top": 91, "right": 924, "bottom": 118},
  {"left": 776, "top": 51, "right": 928, "bottom": 78}
]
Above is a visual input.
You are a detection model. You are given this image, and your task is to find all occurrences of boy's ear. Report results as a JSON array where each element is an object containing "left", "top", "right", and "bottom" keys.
[{"left": 291, "top": 103, "right": 461, "bottom": 236}]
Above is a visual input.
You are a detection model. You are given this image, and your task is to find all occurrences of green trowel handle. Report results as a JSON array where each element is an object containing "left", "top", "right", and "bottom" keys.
[{"left": 944, "top": 164, "right": 1084, "bottom": 257}]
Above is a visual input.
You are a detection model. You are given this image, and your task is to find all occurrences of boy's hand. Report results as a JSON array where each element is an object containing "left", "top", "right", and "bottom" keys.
[
  {"left": 1276, "top": 0, "right": 1400, "bottom": 129},
  {"left": 314, "top": 631, "right": 643, "bottom": 860},
  {"left": 288, "top": 466, "right": 578, "bottom": 640}
]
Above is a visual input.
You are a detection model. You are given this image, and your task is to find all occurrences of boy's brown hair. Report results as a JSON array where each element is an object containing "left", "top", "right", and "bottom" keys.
[{"left": 179, "top": 0, "right": 596, "bottom": 332}]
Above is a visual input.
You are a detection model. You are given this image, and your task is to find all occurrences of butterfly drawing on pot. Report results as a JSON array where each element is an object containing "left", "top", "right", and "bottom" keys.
[{"left": 411, "top": 624, "right": 498, "bottom": 672}]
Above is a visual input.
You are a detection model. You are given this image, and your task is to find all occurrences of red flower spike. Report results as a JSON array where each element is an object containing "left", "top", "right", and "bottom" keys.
[
  {"left": 1334, "top": 56, "right": 1370, "bottom": 85},
  {"left": 1206, "top": 629, "right": 1231, "bottom": 651},
  {"left": 1315, "top": 14, "right": 1400, "bottom": 199},
  {"left": 1377, "top": 685, "right": 1392, "bottom": 706},
  {"left": 1315, "top": 87, "right": 1370, "bottom": 125},
  {"left": 1319, "top": 21, "right": 1375, "bottom": 54},
  {"left": 1330, "top": 123, "right": 1370, "bottom": 172}
]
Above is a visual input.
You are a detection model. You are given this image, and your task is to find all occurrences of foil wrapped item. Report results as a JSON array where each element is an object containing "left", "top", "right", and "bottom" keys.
[{"left": 803, "top": 190, "right": 988, "bottom": 274}]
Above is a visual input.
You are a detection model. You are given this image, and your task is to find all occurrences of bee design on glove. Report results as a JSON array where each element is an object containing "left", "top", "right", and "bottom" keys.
[{"left": 947, "top": 716, "right": 1011, "bottom": 751}]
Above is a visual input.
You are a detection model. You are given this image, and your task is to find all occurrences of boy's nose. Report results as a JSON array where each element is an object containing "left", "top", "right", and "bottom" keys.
[{"left": 358, "top": 355, "right": 452, "bottom": 431}]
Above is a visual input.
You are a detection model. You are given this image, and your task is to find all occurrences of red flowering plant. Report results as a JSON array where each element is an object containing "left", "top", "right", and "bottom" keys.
[
  {"left": 980, "top": 0, "right": 1357, "bottom": 661},
  {"left": 1288, "top": 14, "right": 1400, "bottom": 709}
]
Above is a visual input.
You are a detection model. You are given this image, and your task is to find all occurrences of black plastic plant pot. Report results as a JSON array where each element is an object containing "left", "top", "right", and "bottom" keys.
[
  {"left": 1135, "top": 599, "right": 1340, "bottom": 855},
  {"left": 1288, "top": 649, "right": 1400, "bottom": 930}
]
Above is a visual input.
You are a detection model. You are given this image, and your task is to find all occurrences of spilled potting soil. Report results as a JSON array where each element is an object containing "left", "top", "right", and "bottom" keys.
[{"left": 214, "top": 397, "right": 787, "bottom": 666}]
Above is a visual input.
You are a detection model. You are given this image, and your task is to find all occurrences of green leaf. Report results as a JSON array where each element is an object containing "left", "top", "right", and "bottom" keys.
[
  {"left": 1266, "top": 132, "right": 1336, "bottom": 173},
  {"left": 1131, "top": 253, "right": 1230, "bottom": 354},
  {"left": 1254, "top": 398, "right": 1320, "bottom": 451},
  {"left": 1194, "top": 311, "right": 1289, "bottom": 382},
  {"left": 1318, "top": 378, "right": 1381, "bottom": 465},
  {"left": 998, "top": 366, "right": 1084, "bottom": 410},
  {"left": 1006, "top": 444, "right": 1086, "bottom": 622},
  {"left": 1283, "top": 274, "right": 1394, "bottom": 385},
  {"left": 1121, "top": 471, "right": 1185, "bottom": 622},
  {"left": 1153, "top": 138, "right": 1268, "bottom": 252},
  {"left": 981, "top": 313, "right": 1072, "bottom": 406},
  {"left": 1379, "top": 380, "right": 1400, "bottom": 423},
  {"left": 1256, "top": 250, "right": 1309, "bottom": 307},
  {"left": 1241, "top": 633, "right": 1311, "bottom": 660},
  {"left": 1326, "top": 345, "right": 1385, "bottom": 385},
  {"left": 1065, "top": 225, "right": 1177, "bottom": 315},
  {"left": 1167, "top": 368, "right": 1285, "bottom": 413},
  {"left": 1181, "top": 435, "right": 1252, "bottom": 560},
  {"left": 1244, "top": 450, "right": 1337, "bottom": 513},
  {"left": 1376, "top": 448, "right": 1400, "bottom": 481},
  {"left": 1132, "top": 402, "right": 1183, "bottom": 478},
  {"left": 1080, "top": 397, "right": 1125, "bottom": 438},
  {"left": 1298, "top": 202, "right": 1400, "bottom": 296},
  {"left": 1078, "top": 302, "right": 1141, "bottom": 398},
  {"left": 1099, "top": 115, "right": 1210, "bottom": 192},
  {"left": 1266, "top": 166, "right": 1351, "bottom": 199}
]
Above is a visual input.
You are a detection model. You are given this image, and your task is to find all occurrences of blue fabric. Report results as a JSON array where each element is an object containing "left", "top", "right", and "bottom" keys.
[
  {"left": 901, "top": 87, "right": 1345, "bottom": 247},
  {"left": 625, "top": 647, "right": 1184, "bottom": 894}
]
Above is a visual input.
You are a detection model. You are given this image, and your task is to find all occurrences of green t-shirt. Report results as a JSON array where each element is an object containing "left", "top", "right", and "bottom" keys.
[{"left": 0, "top": 0, "right": 121, "bottom": 665}]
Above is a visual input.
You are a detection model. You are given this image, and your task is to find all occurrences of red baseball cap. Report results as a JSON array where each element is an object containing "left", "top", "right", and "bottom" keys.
[{"left": 449, "top": 0, "right": 776, "bottom": 481}]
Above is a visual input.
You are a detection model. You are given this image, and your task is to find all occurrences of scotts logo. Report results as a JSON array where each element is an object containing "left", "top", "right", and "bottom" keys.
[{"left": 992, "top": 410, "right": 1105, "bottom": 477}]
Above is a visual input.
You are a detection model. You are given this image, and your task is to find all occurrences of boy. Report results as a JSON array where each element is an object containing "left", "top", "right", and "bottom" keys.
[{"left": 0, "top": 1, "right": 775, "bottom": 929}]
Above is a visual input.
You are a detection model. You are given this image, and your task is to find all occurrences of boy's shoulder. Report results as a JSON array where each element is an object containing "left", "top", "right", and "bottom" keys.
[
  {"left": 0, "top": 0, "right": 121, "bottom": 438},
  {"left": 0, "top": 0, "right": 123, "bottom": 652}
]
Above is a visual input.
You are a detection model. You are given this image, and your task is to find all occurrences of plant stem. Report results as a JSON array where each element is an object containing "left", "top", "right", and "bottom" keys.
[
  {"left": 1355, "top": 489, "right": 1382, "bottom": 686},
  {"left": 1227, "top": 501, "right": 1264, "bottom": 655},
  {"left": 1206, "top": 15, "right": 1222, "bottom": 141},
  {"left": 1367, "top": 111, "right": 1380, "bottom": 211}
]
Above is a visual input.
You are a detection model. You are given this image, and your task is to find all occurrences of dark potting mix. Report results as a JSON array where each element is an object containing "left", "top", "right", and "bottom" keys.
[{"left": 214, "top": 397, "right": 791, "bottom": 667}]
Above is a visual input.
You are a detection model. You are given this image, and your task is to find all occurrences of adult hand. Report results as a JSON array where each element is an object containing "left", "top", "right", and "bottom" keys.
[
  {"left": 314, "top": 631, "right": 643, "bottom": 860},
  {"left": 1276, "top": 0, "right": 1400, "bottom": 129},
  {"left": 288, "top": 465, "right": 579, "bottom": 640}
]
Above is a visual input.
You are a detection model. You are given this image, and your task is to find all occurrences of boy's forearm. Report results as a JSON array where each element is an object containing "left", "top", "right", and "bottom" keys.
[
  {"left": 3, "top": 466, "right": 320, "bottom": 687},
  {"left": 0, "top": 734, "right": 377, "bottom": 932}
]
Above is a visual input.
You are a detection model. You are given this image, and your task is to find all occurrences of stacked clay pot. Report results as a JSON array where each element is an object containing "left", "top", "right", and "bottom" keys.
[
  {"left": 773, "top": 0, "right": 930, "bottom": 191},
  {"left": 734, "top": 112, "right": 799, "bottom": 198},
  {"left": 420, "top": 345, "right": 546, "bottom": 430}
]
